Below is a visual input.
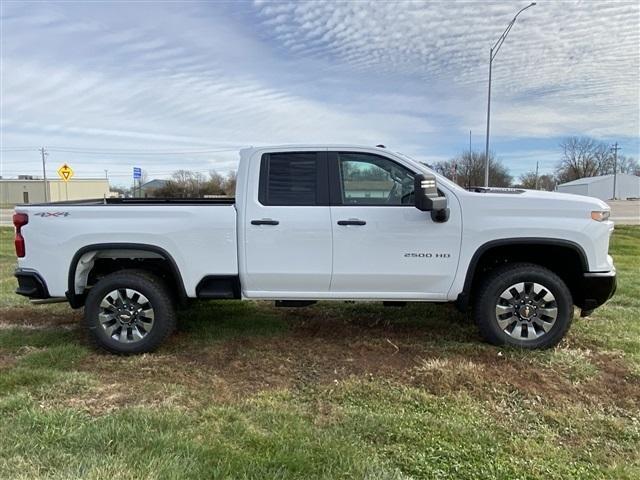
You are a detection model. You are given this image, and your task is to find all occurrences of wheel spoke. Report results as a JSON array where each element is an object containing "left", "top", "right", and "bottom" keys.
[
  {"left": 100, "top": 316, "right": 118, "bottom": 337},
  {"left": 500, "top": 290, "right": 514, "bottom": 301},
  {"left": 100, "top": 296, "right": 117, "bottom": 311},
  {"left": 116, "top": 289, "right": 127, "bottom": 307},
  {"left": 131, "top": 326, "right": 144, "bottom": 341},
  {"left": 537, "top": 307, "right": 558, "bottom": 320},
  {"left": 509, "top": 322, "right": 523, "bottom": 339},
  {"left": 119, "top": 326, "right": 130, "bottom": 343},
  {"left": 533, "top": 317, "right": 554, "bottom": 332},
  {"left": 514, "top": 282, "right": 525, "bottom": 294},
  {"left": 497, "top": 317, "right": 515, "bottom": 330},
  {"left": 495, "top": 304, "right": 514, "bottom": 316}
]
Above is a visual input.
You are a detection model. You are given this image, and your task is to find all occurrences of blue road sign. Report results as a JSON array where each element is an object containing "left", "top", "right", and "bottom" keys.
[{"left": 133, "top": 167, "right": 142, "bottom": 179}]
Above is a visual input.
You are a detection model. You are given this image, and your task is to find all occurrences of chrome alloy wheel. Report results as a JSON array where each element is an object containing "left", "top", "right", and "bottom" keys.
[
  {"left": 98, "top": 288, "right": 155, "bottom": 343},
  {"left": 494, "top": 282, "right": 558, "bottom": 341}
]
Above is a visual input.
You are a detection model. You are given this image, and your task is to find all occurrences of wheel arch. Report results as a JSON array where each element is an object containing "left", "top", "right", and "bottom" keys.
[
  {"left": 67, "top": 243, "right": 187, "bottom": 308},
  {"left": 456, "top": 237, "right": 588, "bottom": 312}
]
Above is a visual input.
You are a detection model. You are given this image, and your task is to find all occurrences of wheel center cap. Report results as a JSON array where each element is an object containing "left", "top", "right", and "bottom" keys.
[{"left": 519, "top": 305, "right": 535, "bottom": 320}]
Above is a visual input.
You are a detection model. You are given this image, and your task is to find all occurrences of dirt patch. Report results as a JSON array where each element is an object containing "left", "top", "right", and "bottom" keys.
[
  {"left": 0, "top": 307, "right": 80, "bottom": 329},
  {"left": 3, "top": 306, "right": 639, "bottom": 413},
  {"left": 0, "top": 353, "right": 17, "bottom": 369},
  {"left": 67, "top": 317, "right": 639, "bottom": 413}
]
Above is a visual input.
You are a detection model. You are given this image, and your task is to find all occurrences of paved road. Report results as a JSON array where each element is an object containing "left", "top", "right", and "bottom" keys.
[
  {"left": 2, "top": 200, "right": 638, "bottom": 227},
  {"left": 607, "top": 200, "right": 640, "bottom": 225},
  {"left": 0, "top": 209, "right": 12, "bottom": 227}
]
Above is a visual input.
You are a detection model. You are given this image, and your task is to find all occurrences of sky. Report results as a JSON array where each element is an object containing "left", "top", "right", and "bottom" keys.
[{"left": 1, "top": 0, "right": 639, "bottom": 187}]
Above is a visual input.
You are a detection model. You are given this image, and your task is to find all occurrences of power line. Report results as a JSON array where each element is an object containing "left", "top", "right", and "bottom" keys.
[{"left": 0, "top": 147, "right": 40, "bottom": 152}]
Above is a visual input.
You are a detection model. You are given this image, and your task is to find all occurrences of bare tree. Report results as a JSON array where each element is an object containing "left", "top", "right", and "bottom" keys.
[
  {"left": 434, "top": 151, "right": 511, "bottom": 188},
  {"left": 207, "top": 170, "right": 226, "bottom": 194},
  {"left": 555, "top": 137, "right": 612, "bottom": 183},
  {"left": 151, "top": 169, "right": 236, "bottom": 198},
  {"left": 607, "top": 155, "right": 639, "bottom": 176},
  {"left": 222, "top": 170, "right": 237, "bottom": 196},
  {"left": 517, "top": 171, "right": 556, "bottom": 191}
]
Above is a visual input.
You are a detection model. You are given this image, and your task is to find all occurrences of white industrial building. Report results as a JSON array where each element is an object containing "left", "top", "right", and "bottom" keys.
[
  {"left": 556, "top": 174, "right": 640, "bottom": 201},
  {"left": 0, "top": 178, "right": 110, "bottom": 206}
]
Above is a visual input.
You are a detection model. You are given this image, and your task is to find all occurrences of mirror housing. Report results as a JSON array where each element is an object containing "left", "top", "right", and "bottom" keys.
[{"left": 414, "top": 173, "right": 449, "bottom": 222}]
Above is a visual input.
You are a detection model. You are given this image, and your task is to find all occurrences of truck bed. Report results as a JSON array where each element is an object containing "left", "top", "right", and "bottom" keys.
[{"left": 15, "top": 200, "right": 238, "bottom": 298}]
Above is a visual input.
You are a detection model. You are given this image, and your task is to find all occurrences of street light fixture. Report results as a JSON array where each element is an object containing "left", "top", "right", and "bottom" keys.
[{"left": 483, "top": 2, "right": 536, "bottom": 187}]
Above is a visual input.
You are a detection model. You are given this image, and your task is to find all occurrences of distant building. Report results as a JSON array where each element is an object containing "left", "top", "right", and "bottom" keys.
[
  {"left": 0, "top": 178, "right": 110, "bottom": 205},
  {"left": 556, "top": 174, "right": 640, "bottom": 201},
  {"left": 343, "top": 180, "right": 394, "bottom": 200},
  {"left": 139, "top": 179, "right": 168, "bottom": 197}
]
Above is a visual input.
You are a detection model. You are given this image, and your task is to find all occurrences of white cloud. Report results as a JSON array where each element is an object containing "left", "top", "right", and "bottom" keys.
[
  {"left": 254, "top": 0, "right": 640, "bottom": 138},
  {"left": 0, "top": 0, "right": 638, "bottom": 186}
]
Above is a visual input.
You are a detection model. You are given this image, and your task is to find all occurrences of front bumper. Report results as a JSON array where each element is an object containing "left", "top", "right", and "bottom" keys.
[
  {"left": 577, "top": 268, "right": 617, "bottom": 313},
  {"left": 15, "top": 269, "right": 50, "bottom": 299}
]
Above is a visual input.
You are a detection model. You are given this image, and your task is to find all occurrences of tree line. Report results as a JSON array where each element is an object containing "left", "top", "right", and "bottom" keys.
[
  {"left": 152, "top": 170, "right": 237, "bottom": 197},
  {"left": 434, "top": 136, "right": 638, "bottom": 191},
  {"left": 133, "top": 136, "right": 637, "bottom": 198}
]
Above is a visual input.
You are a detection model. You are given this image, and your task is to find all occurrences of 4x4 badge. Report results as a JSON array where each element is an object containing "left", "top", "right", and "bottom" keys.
[{"left": 34, "top": 212, "right": 70, "bottom": 217}]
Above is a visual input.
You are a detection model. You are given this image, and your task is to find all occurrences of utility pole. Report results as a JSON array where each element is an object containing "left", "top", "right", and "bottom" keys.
[
  {"left": 104, "top": 169, "right": 109, "bottom": 180},
  {"left": 535, "top": 161, "right": 539, "bottom": 189},
  {"left": 611, "top": 142, "right": 620, "bottom": 200},
  {"left": 40, "top": 147, "right": 48, "bottom": 202}
]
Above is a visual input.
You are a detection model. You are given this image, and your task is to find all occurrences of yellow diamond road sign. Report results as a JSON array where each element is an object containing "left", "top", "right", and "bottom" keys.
[{"left": 57, "top": 164, "right": 74, "bottom": 182}]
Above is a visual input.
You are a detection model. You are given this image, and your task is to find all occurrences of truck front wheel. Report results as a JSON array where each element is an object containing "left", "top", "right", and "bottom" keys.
[
  {"left": 474, "top": 263, "right": 573, "bottom": 349},
  {"left": 84, "top": 270, "right": 176, "bottom": 354}
]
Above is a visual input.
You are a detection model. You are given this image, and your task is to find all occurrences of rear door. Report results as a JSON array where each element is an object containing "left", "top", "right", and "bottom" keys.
[
  {"left": 242, "top": 150, "right": 332, "bottom": 296},
  {"left": 328, "top": 151, "right": 461, "bottom": 298}
]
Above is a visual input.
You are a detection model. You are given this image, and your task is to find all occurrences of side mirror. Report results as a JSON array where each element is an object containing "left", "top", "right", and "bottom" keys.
[{"left": 414, "top": 173, "right": 449, "bottom": 223}]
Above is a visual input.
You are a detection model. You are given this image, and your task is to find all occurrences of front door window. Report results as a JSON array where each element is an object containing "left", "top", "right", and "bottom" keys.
[{"left": 338, "top": 153, "right": 415, "bottom": 206}]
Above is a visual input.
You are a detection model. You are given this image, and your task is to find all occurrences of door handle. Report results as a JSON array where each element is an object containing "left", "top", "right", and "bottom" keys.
[
  {"left": 251, "top": 219, "right": 279, "bottom": 226},
  {"left": 337, "top": 219, "right": 366, "bottom": 226}
]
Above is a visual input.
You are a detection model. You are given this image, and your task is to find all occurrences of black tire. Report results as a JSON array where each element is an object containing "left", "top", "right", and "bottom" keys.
[
  {"left": 473, "top": 263, "right": 573, "bottom": 349},
  {"left": 84, "top": 270, "right": 176, "bottom": 354}
]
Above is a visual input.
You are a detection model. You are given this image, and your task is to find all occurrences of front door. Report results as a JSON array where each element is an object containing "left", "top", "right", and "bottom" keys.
[
  {"left": 243, "top": 150, "right": 332, "bottom": 296},
  {"left": 329, "top": 151, "right": 461, "bottom": 299}
]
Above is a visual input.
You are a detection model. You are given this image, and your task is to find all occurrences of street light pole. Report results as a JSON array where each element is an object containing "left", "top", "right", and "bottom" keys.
[
  {"left": 484, "top": 48, "right": 493, "bottom": 187},
  {"left": 484, "top": 2, "right": 536, "bottom": 187}
]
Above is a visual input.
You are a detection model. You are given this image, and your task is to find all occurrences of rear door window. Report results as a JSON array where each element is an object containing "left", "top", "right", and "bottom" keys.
[{"left": 259, "top": 152, "right": 328, "bottom": 206}]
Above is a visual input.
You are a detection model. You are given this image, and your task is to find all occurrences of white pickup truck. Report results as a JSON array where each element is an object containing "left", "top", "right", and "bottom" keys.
[{"left": 13, "top": 145, "right": 616, "bottom": 354}]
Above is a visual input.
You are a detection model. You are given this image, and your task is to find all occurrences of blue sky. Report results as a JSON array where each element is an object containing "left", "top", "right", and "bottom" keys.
[{"left": 1, "top": 0, "right": 638, "bottom": 186}]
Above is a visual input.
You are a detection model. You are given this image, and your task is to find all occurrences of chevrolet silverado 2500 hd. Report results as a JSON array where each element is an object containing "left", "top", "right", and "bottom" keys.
[{"left": 13, "top": 145, "right": 616, "bottom": 353}]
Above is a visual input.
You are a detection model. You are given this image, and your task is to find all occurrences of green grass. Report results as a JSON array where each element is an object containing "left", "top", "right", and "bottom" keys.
[{"left": 1, "top": 226, "right": 639, "bottom": 479}]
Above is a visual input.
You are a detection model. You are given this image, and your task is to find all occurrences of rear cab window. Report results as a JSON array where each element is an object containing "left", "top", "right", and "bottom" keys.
[{"left": 258, "top": 152, "right": 329, "bottom": 206}]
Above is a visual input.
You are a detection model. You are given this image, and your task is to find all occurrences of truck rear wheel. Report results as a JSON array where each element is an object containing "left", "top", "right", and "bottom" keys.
[
  {"left": 84, "top": 270, "right": 176, "bottom": 354},
  {"left": 473, "top": 263, "right": 573, "bottom": 349}
]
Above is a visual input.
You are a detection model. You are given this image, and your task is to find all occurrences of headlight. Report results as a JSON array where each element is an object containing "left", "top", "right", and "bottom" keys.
[{"left": 591, "top": 210, "right": 610, "bottom": 222}]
